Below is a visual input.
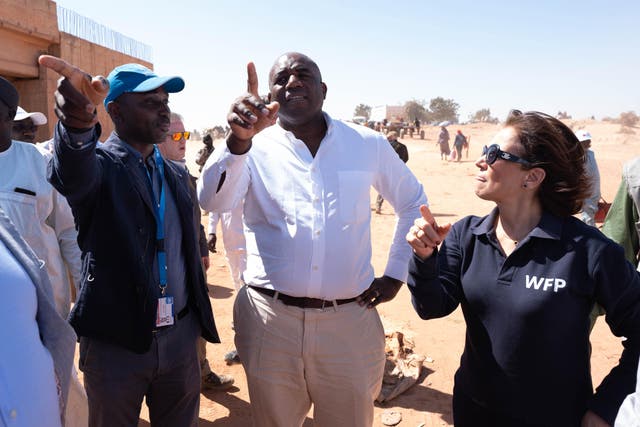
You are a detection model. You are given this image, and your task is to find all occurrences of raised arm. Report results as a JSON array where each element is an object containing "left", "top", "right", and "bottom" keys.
[
  {"left": 198, "top": 61, "right": 278, "bottom": 212},
  {"left": 39, "top": 55, "right": 108, "bottom": 206},
  {"left": 226, "top": 62, "right": 279, "bottom": 154}
]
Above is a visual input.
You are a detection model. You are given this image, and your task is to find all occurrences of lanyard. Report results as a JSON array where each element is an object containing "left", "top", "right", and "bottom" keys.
[{"left": 144, "top": 145, "right": 168, "bottom": 295}]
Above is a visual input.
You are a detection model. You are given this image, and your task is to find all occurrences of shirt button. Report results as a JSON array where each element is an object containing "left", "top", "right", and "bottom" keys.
[
  {"left": 313, "top": 197, "right": 320, "bottom": 203},
  {"left": 10, "top": 409, "right": 17, "bottom": 418},
  {"left": 312, "top": 266, "right": 318, "bottom": 271},
  {"left": 315, "top": 230, "right": 321, "bottom": 235}
]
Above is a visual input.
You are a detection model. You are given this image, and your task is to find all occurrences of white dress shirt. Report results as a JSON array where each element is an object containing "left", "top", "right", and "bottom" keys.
[
  {"left": 0, "top": 141, "right": 82, "bottom": 317},
  {"left": 198, "top": 113, "right": 427, "bottom": 300}
]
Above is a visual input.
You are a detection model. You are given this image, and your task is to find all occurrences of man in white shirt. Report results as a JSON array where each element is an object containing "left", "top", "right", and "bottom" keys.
[
  {"left": 576, "top": 130, "right": 601, "bottom": 226},
  {"left": 198, "top": 52, "right": 427, "bottom": 427},
  {"left": 208, "top": 207, "right": 246, "bottom": 291},
  {"left": 11, "top": 106, "right": 47, "bottom": 143},
  {"left": 0, "top": 80, "right": 81, "bottom": 319},
  {"left": 0, "top": 75, "right": 87, "bottom": 427}
]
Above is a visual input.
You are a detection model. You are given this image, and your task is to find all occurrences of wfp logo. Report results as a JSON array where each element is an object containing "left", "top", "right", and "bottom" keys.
[{"left": 525, "top": 275, "right": 566, "bottom": 293}]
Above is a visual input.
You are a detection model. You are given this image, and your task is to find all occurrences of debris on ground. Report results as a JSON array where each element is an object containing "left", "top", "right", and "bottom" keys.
[
  {"left": 376, "top": 331, "right": 427, "bottom": 403},
  {"left": 381, "top": 410, "right": 403, "bottom": 426}
]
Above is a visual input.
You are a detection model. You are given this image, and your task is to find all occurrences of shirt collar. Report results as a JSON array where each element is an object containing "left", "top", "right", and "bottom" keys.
[
  {"left": 274, "top": 111, "right": 333, "bottom": 142},
  {"left": 470, "top": 207, "right": 564, "bottom": 242},
  {"left": 104, "top": 132, "right": 143, "bottom": 161}
]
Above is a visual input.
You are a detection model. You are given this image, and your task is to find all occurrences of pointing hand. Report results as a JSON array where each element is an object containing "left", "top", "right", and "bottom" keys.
[
  {"left": 226, "top": 62, "right": 279, "bottom": 153},
  {"left": 38, "top": 55, "right": 109, "bottom": 128},
  {"left": 406, "top": 205, "right": 451, "bottom": 260}
]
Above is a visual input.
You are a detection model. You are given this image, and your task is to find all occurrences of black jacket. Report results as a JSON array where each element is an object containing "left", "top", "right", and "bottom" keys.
[{"left": 48, "top": 125, "right": 219, "bottom": 353}]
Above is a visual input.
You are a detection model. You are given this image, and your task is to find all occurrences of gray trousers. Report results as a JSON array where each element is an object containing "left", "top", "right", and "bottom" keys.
[{"left": 79, "top": 310, "right": 201, "bottom": 427}]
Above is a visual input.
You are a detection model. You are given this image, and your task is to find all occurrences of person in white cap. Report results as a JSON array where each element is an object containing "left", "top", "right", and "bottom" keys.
[
  {"left": 11, "top": 106, "right": 47, "bottom": 143},
  {"left": 576, "top": 130, "right": 601, "bottom": 226}
]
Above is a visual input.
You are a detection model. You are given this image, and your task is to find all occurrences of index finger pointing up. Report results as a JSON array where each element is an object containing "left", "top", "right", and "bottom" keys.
[
  {"left": 420, "top": 204, "right": 437, "bottom": 227},
  {"left": 246, "top": 62, "right": 259, "bottom": 96}
]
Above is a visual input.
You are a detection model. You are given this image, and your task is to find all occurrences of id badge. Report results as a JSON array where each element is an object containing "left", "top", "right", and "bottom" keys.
[{"left": 156, "top": 296, "right": 174, "bottom": 327}]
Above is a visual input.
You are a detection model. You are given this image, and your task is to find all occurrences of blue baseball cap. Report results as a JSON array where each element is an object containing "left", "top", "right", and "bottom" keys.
[{"left": 104, "top": 63, "right": 184, "bottom": 107}]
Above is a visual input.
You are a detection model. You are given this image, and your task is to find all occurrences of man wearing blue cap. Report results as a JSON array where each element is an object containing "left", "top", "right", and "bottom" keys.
[{"left": 39, "top": 55, "right": 220, "bottom": 426}]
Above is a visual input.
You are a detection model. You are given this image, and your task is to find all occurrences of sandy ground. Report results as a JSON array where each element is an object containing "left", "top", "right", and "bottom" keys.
[{"left": 129, "top": 120, "right": 638, "bottom": 426}]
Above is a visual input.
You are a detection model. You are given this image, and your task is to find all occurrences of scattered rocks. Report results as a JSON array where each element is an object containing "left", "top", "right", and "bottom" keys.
[{"left": 381, "top": 410, "right": 402, "bottom": 426}]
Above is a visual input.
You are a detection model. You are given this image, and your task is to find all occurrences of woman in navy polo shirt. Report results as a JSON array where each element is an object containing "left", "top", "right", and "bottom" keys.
[{"left": 406, "top": 110, "right": 640, "bottom": 427}]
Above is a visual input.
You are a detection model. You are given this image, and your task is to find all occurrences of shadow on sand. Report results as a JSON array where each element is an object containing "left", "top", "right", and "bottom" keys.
[
  {"left": 207, "top": 283, "right": 234, "bottom": 300},
  {"left": 375, "top": 367, "right": 454, "bottom": 425}
]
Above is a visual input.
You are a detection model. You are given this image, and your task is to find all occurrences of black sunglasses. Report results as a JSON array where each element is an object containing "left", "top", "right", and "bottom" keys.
[{"left": 482, "top": 144, "right": 531, "bottom": 167}]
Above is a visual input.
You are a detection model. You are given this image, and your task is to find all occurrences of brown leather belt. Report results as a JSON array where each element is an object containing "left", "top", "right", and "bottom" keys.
[{"left": 249, "top": 285, "right": 357, "bottom": 309}]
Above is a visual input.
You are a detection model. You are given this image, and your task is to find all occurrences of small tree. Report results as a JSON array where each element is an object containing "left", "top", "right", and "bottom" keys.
[
  {"left": 428, "top": 97, "right": 459, "bottom": 123},
  {"left": 403, "top": 99, "right": 427, "bottom": 122},
  {"left": 353, "top": 104, "right": 371, "bottom": 119},
  {"left": 620, "top": 111, "right": 639, "bottom": 128},
  {"left": 470, "top": 108, "right": 496, "bottom": 123}
]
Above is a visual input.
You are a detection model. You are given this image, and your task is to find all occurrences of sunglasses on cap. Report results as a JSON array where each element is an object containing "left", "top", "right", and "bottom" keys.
[
  {"left": 482, "top": 144, "right": 531, "bottom": 167},
  {"left": 170, "top": 131, "right": 190, "bottom": 141}
]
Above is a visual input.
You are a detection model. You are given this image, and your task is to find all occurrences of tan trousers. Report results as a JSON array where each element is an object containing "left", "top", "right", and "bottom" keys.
[{"left": 234, "top": 286, "right": 385, "bottom": 427}]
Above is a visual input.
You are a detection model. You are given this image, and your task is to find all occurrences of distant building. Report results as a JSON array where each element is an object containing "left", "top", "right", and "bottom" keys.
[
  {"left": 370, "top": 105, "right": 405, "bottom": 123},
  {"left": 1, "top": 0, "right": 153, "bottom": 140}
]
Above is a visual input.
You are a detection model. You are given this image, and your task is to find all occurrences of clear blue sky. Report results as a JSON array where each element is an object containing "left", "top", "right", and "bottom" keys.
[{"left": 55, "top": 0, "right": 640, "bottom": 132}]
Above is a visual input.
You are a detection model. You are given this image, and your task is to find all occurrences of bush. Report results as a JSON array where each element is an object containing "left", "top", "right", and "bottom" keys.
[{"left": 620, "top": 111, "right": 639, "bottom": 128}]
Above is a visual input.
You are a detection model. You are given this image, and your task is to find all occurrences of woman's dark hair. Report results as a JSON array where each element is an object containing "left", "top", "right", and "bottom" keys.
[{"left": 506, "top": 110, "right": 590, "bottom": 217}]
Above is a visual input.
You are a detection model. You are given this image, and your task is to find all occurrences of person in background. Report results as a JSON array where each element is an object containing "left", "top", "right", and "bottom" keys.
[
  {"left": 11, "top": 105, "right": 47, "bottom": 143},
  {"left": 437, "top": 125, "right": 450, "bottom": 160},
  {"left": 207, "top": 205, "right": 246, "bottom": 367},
  {"left": 0, "top": 78, "right": 81, "bottom": 319},
  {"left": 1, "top": 78, "right": 88, "bottom": 427},
  {"left": 196, "top": 133, "right": 215, "bottom": 173},
  {"left": 601, "top": 157, "right": 640, "bottom": 426},
  {"left": 198, "top": 52, "right": 426, "bottom": 427},
  {"left": 196, "top": 134, "right": 218, "bottom": 250},
  {"left": 157, "top": 112, "right": 234, "bottom": 392},
  {"left": 40, "top": 55, "right": 220, "bottom": 426},
  {"left": 602, "top": 156, "right": 640, "bottom": 267},
  {"left": 208, "top": 207, "right": 246, "bottom": 291},
  {"left": 453, "top": 129, "right": 467, "bottom": 163},
  {"left": 407, "top": 110, "right": 640, "bottom": 426},
  {"left": 576, "top": 129, "right": 601, "bottom": 226},
  {"left": 0, "top": 76, "right": 76, "bottom": 427},
  {"left": 376, "top": 131, "right": 409, "bottom": 214}
]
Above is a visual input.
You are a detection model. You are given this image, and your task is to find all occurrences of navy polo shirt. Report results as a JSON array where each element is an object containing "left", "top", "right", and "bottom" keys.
[{"left": 408, "top": 208, "right": 640, "bottom": 425}]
